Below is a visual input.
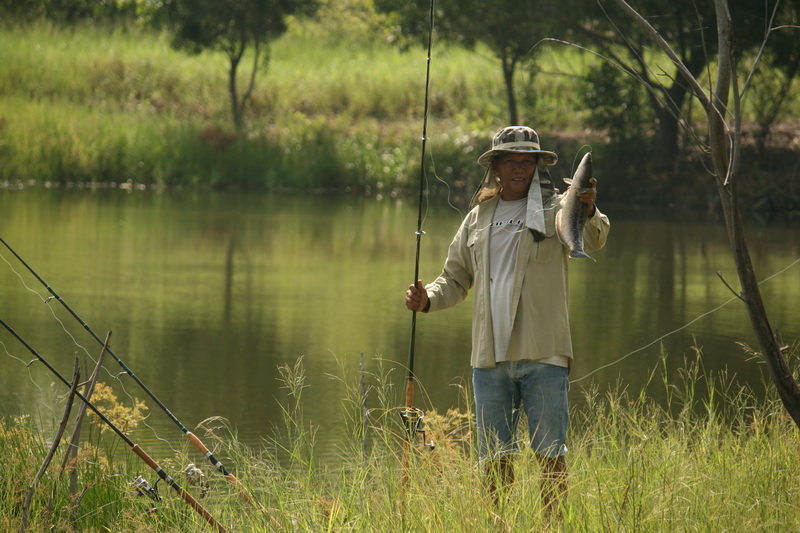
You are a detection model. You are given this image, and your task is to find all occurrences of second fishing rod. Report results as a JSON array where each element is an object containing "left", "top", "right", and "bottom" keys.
[
  {"left": 401, "top": 0, "right": 436, "bottom": 453},
  {"left": 0, "top": 318, "right": 229, "bottom": 533},
  {"left": 0, "top": 236, "right": 252, "bottom": 503}
]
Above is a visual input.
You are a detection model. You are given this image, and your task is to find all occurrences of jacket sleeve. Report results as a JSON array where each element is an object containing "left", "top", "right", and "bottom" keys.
[
  {"left": 584, "top": 206, "right": 610, "bottom": 251},
  {"left": 425, "top": 217, "right": 475, "bottom": 312}
]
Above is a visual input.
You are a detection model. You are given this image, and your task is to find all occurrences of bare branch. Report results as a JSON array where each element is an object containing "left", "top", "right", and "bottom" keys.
[
  {"left": 740, "top": 0, "right": 783, "bottom": 97},
  {"left": 20, "top": 359, "right": 81, "bottom": 532},
  {"left": 716, "top": 271, "right": 745, "bottom": 302},
  {"left": 610, "top": 0, "right": 711, "bottom": 109}
]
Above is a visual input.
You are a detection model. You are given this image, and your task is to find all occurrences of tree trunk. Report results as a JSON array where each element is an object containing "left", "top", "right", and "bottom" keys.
[
  {"left": 717, "top": 184, "right": 800, "bottom": 426},
  {"left": 650, "top": 55, "right": 707, "bottom": 175},
  {"left": 708, "top": 0, "right": 800, "bottom": 427},
  {"left": 229, "top": 55, "right": 242, "bottom": 130},
  {"left": 613, "top": 0, "right": 800, "bottom": 428},
  {"left": 650, "top": 106, "right": 680, "bottom": 174},
  {"left": 502, "top": 55, "right": 518, "bottom": 125}
]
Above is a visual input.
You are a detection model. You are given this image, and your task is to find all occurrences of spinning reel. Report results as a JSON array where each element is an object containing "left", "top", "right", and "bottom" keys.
[
  {"left": 400, "top": 406, "right": 435, "bottom": 450},
  {"left": 132, "top": 475, "right": 161, "bottom": 503}
]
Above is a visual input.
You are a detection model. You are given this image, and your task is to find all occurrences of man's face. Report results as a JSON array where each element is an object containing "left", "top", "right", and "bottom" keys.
[{"left": 493, "top": 153, "right": 538, "bottom": 201}]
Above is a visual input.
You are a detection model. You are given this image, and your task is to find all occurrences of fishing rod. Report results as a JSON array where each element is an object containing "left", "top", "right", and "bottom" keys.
[
  {"left": 0, "top": 318, "right": 229, "bottom": 533},
  {"left": 0, "top": 237, "right": 252, "bottom": 504},
  {"left": 401, "top": 0, "right": 436, "bottom": 451}
]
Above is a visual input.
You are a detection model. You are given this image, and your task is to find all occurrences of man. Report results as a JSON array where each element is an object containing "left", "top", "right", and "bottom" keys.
[{"left": 405, "top": 126, "right": 610, "bottom": 510}]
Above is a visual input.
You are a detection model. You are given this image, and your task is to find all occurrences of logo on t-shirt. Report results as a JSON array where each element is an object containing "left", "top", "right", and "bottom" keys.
[{"left": 490, "top": 218, "right": 524, "bottom": 229}]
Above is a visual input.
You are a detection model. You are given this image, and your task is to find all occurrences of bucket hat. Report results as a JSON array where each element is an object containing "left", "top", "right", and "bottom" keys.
[
  {"left": 471, "top": 126, "right": 559, "bottom": 239},
  {"left": 477, "top": 126, "right": 558, "bottom": 167}
]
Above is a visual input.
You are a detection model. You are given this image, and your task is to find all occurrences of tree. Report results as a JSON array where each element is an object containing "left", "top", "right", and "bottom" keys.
[
  {"left": 161, "top": 0, "right": 317, "bottom": 130},
  {"left": 555, "top": 0, "right": 770, "bottom": 175},
  {"left": 611, "top": 0, "right": 800, "bottom": 427},
  {"left": 376, "top": 0, "right": 560, "bottom": 125}
]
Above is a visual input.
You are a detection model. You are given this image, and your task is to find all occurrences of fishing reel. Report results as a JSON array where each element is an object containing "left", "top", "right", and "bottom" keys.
[
  {"left": 184, "top": 463, "right": 210, "bottom": 498},
  {"left": 132, "top": 475, "right": 161, "bottom": 503},
  {"left": 400, "top": 406, "right": 435, "bottom": 450}
]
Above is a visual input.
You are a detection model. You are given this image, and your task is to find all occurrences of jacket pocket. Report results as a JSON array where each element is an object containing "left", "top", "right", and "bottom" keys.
[
  {"left": 467, "top": 229, "right": 481, "bottom": 271},
  {"left": 530, "top": 231, "right": 560, "bottom": 264}
]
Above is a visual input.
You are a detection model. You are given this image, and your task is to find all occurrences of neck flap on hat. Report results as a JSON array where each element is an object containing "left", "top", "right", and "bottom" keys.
[{"left": 526, "top": 168, "right": 546, "bottom": 234}]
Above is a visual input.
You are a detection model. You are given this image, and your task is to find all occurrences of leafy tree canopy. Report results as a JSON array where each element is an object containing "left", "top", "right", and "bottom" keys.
[
  {"left": 159, "top": 0, "right": 318, "bottom": 129},
  {"left": 162, "top": 0, "right": 313, "bottom": 55}
]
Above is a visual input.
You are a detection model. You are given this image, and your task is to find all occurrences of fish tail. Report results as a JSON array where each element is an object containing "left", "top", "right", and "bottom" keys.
[{"left": 569, "top": 250, "right": 595, "bottom": 261}]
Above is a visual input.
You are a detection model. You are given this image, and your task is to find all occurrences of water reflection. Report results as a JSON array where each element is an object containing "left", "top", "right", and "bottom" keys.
[{"left": 1, "top": 189, "right": 798, "bottom": 465}]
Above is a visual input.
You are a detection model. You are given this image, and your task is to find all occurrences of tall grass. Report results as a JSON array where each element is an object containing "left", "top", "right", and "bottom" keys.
[
  {"left": 3, "top": 347, "right": 799, "bottom": 532},
  {"left": 0, "top": 20, "right": 600, "bottom": 194},
  {"left": 3, "top": 19, "right": 799, "bottom": 198}
]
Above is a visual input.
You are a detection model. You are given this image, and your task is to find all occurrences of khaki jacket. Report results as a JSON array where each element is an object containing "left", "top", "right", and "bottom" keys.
[{"left": 425, "top": 193, "right": 610, "bottom": 368}]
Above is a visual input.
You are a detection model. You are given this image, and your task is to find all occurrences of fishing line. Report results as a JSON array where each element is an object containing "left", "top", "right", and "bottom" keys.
[
  {"left": 569, "top": 145, "right": 594, "bottom": 176},
  {"left": 0, "top": 238, "right": 256, "bottom": 505},
  {"left": 0, "top": 339, "right": 53, "bottom": 416},
  {"left": 571, "top": 256, "right": 800, "bottom": 384},
  {"left": 1, "top": 250, "right": 106, "bottom": 370},
  {"left": 425, "top": 140, "right": 464, "bottom": 221},
  {"left": 1, "top": 338, "right": 33, "bottom": 367},
  {"left": 0, "top": 247, "right": 183, "bottom": 456},
  {"left": 0, "top": 319, "right": 230, "bottom": 533}
]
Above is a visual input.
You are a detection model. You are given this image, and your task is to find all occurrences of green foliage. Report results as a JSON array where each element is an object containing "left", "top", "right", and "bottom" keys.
[
  {"left": 0, "top": 0, "right": 140, "bottom": 24},
  {"left": 164, "top": 0, "right": 296, "bottom": 53},
  {"left": 161, "top": 0, "right": 319, "bottom": 128},
  {"left": 376, "top": 0, "right": 565, "bottom": 124},
  {"left": 580, "top": 61, "right": 649, "bottom": 143},
  {"left": 4, "top": 349, "right": 800, "bottom": 531},
  {"left": 287, "top": 0, "right": 392, "bottom": 44},
  {"left": 576, "top": 61, "right": 652, "bottom": 190},
  {"left": 1, "top": 18, "right": 799, "bottom": 202}
]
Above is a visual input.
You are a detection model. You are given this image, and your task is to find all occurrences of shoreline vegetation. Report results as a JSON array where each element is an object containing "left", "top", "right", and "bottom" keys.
[
  {"left": 2, "top": 19, "right": 800, "bottom": 532},
  {"left": 2, "top": 21, "right": 799, "bottom": 212},
  {"left": 2, "top": 353, "right": 799, "bottom": 531}
]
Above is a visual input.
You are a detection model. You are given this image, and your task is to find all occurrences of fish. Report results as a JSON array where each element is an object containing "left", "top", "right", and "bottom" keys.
[{"left": 555, "top": 152, "right": 595, "bottom": 261}]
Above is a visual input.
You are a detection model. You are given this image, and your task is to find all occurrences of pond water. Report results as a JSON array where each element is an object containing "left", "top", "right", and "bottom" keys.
[{"left": 1, "top": 187, "right": 798, "bottom": 467}]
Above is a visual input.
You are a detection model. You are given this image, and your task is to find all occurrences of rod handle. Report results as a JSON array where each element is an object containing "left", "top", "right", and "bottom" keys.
[
  {"left": 186, "top": 431, "right": 210, "bottom": 454},
  {"left": 404, "top": 378, "right": 415, "bottom": 408},
  {"left": 132, "top": 443, "right": 158, "bottom": 471}
]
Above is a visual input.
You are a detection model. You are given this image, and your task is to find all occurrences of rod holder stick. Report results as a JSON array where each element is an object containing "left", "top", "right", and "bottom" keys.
[
  {"left": 0, "top": 237, "right": 251, "bottom": 505},
  {"left": 0, "top": 318, "right": 228, "bottom": 533}
]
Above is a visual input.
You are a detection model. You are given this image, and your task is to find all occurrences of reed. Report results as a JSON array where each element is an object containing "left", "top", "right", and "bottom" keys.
[
  {"left": 0, "top": 20, "right": 601, "bottom": 193},
  {"left": 3, "top": 345, "right": 798, "bottom": 531}
]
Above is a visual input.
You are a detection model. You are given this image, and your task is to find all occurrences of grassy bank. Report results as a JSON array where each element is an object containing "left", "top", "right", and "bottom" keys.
[
  {"left": 3, "top": 352, "right": 799, "bottom": 531},
  {"left": 3, "top": 20, "right": 799, "bottom": 208},
  {"left": 0, "top": 20, "right": 611, "bottom": 197}
]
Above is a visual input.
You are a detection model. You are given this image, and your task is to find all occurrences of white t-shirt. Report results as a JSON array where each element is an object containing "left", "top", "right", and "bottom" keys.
[{"left": 489, "top": 198, "right": 526, "bottom": 362}]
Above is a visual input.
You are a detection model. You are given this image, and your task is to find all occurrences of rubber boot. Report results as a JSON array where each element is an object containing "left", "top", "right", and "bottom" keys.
[
  {"left": 537, "top": 454, "right": 568, "bottom": 514},
  {"left": 485, "top": 454, "right": 515, "bottom": 507}
]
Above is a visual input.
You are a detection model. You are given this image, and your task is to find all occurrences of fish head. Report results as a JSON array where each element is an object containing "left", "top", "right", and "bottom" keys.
[
  {"left": 565, "top": 152, "right": 593, "bottom": 189},
  {"left": 575, "top": 152, "right": 593, "bottom": 183}
]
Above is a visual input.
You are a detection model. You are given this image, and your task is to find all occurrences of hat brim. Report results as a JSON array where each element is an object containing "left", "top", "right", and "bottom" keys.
[{"left": 477, "top": 148, "right": 558, "bottom": 167}]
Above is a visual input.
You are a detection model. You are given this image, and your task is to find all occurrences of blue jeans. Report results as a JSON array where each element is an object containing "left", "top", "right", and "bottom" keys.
[{"left": 473, "top": 361, "right": 569, "bottom": 460}]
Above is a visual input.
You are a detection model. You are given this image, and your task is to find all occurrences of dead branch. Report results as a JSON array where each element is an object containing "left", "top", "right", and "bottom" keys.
[
  {"left": 50, "top": 332, "right": 112, "bottom": 518},
  {"left": 20, "top": 358, "right": 80, "bottom": 533},
  {"left": 610, "top": 0, "right": 711, "bottom": 109},
  {"left": 611, "top": 0, "right": 800, "bottom": 428}
]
